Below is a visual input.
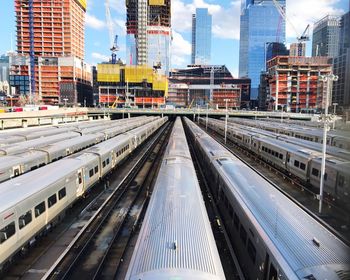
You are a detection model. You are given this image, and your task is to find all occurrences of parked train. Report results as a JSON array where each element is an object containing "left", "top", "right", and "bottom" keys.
[
  {"left": 226, "top": 117, "right": 350, "bottom": 150},
  {"left": 0, "top": 117, "right": 157, "bottom": 183},
  {"left": 126, "top": 117, "right": 225, "bottom": 280},
  {"left": 185, "top": 117, "right": 350, "bottom": 280},
  {"left": 0, "top": 117, "right": 167, "bottom": 271},
  {"left": 201, "top": 118, "right": 350, "bottom": 203},
  {"left": 0, "top": 119, "right": 111, "bottom": 146}
]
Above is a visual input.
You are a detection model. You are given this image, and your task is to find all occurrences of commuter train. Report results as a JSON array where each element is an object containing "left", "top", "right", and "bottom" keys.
[
  {"left": 0, "top": 119, "right": 111, "bottom": 146},
  {"left": 201, "top": 118, "right": 350, "bottom": 203},
  {"left": 126, "top": 118, "right": 225, "bottom": 280},
  {"left": 226, "top": 117, "right": 350, "bottom": 150},
  {"left": 185, "top": 118, "right": 350, "bottom": 280},
  {"left": 0, "top": 117, "right": 167, "bottom": 271},
  {"left": 0, "top": 117, "right": 157, "bottom": 183}
]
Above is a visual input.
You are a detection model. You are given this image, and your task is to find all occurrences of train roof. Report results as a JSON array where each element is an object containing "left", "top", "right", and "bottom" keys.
[
  {"left": 216, "top": 158, "right": 350, "bottom": 278},
  {"left": 0, "top": 152, "right": 99, "bottom": 214},
  {"left": 0, "top": 150, "right": 47, "bottom": 169},
  {"left": 126, "top": 118, "right": 225, "bottom": 280}
]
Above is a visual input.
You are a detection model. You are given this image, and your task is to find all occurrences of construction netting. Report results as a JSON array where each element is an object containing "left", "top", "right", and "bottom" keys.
[
  {"left": 124, "top": 65, "right": 154, "bottom": 83},
  {"left": 149, "top": 0, "right": 165, "bottom": 5},
  {"left": 97, "top": 64, "right": 120, "bottom": 82},
  {"left": 152, "top": 73, "right": 168, "bottom": 96}
]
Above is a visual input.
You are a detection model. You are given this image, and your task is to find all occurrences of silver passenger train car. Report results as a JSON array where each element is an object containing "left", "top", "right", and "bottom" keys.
[
  {"left": 0, "top": 117, "right": 167, "bottom": 270},
  {"left": 185, "top": 117, "right": 350, "bottom": 280},
  {"left": 0, "top": 117, "right": 157, "bottom": 183},
  {"left": 126, "top": 118, "right": 225, "bottom": 280},
  {"left": 202, "top": 118, "right": 350, "bottom": 203}
]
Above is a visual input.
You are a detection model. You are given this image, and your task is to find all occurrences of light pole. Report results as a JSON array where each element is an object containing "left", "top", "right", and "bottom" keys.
[
  {"left": 332, "top": 102, "right": 338, "bottom": 129},
  {"left": 224, "top": 99, "right": 229, "bottom": 144},
  {"left": 318, "top": 73, "right": 338, "bottom": 214},
  {"left": 206, "top": 103, "right": 209, "bottom": 130}
]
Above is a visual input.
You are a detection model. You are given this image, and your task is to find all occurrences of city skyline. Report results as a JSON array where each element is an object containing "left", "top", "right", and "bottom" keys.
[{"left": 0, "top": 0, "right": 348, "bottom": 77}]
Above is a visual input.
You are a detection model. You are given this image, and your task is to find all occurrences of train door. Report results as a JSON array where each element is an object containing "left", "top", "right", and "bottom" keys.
[
  {"left": 76, "top": 169, "right": 84, "bottom": 196},
  {"left": 12, "top": 165, "right": 21, "bottom": 177}
]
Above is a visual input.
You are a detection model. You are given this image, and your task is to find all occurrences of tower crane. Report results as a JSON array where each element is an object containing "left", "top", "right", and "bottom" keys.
[
  {"left": 105, "top": 0, "right": 119, "bottom": 64},
  {"left": 272, "top": 0, "right": 310, "bottom": 43}
]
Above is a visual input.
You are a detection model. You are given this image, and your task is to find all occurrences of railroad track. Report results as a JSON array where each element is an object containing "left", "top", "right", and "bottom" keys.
[
  {"left": 201, "top": 123, "right": 350, "bottom": 245},
  {"left": 42, "top": 121, "right": 172, "bottom": 280}
]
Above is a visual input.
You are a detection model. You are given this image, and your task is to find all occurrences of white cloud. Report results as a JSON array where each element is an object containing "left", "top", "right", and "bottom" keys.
[
  {"left": 86, "top": 13, "right": 106, "bottom": 30},
  {"left": 286, "top": 0, "right": 343, "bottom": 39},
  {"left": 171, "top": 31, "right": 192, "bottom": 67},
  {"left": 91, "top": 52, "right": 110, "bottom": 62}
]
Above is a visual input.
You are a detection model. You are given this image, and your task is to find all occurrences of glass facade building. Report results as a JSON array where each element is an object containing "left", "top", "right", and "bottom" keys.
[
  {"left": 191, "top": 8, "right": 212, "bottom": 65},
  {"left": 239, "top": 0, "right": 286, "bottom": 100}
]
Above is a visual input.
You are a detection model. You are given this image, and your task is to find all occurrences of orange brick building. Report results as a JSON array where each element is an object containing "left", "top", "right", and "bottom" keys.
[
  {"left": 11, "top": 0, "right": 92, "bottom": 105},
  {"left": 267, "top": 56, "right": 332, "bottom": 112}
]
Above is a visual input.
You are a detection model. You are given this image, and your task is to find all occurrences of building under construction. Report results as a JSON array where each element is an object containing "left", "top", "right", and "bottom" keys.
[
  {"left": 97, "top": 63, "right": 167, "bottom": 107},
  {"left": 10, "top": 0, "right": 92, "bottom": 105},
  {"left": 126, "top": 0, "right": 171, "bottom": 75},
  {"left": 168, "top": 65, "right": 251, "bottom": 108},
  {"left": 267, "top": 56, "right": 332, "bottom": 112}
]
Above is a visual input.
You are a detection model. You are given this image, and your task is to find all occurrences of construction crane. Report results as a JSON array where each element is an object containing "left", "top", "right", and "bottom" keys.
[
  {"left": 272, "top": 0, "right": 310, "bottom": 43},
  {"left": 105, "top": 0, "right": 119, "bottom": 64}
]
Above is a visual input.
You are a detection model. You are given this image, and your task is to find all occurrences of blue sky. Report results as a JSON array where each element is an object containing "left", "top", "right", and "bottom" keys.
[{"left": 0, "top": 0, "right": 349, "bottom": 77}]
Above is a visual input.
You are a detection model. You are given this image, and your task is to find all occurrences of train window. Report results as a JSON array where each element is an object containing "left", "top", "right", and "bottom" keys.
[
  {"left": 0, "top": 222, "right": 16, "bottom": 244},
  {"left": 78, "top": 173, "right": 82, "bottom": 184},
  {"left": 300, "top": 163, "right": 306, "bottom": 170},
  {"left": 338, "top": 175, "right": 345, "bottom": 188},
  {"left": 19, "top": 210, "right": 32, "bottom": 229},
  {"left": 106, "top": 158, "right": 110, "bottom": 165},
  {"left": 279, "top": 154, "right": 283, "bottom": 160},
  {"left": 234, "top": 213, "right": 239, "bottom": 230},
  {"left": 35, "top": 202, "right": 46, "bottom": 217},
  {"left": 94, "top": 166, "right": 98, "bottom": 173},
  {"left": 312, "top": 168, "right": 319, "bottom": 177},
  {"left": 269, "top": 264, "right": 278, "bottom": 280},
  {"left": 102, "top": 161, "right": 106, "bottom": 168},
  {"left": 324, "top": 173, "right": 328, "bottom": 181},
  {"left": 240, "top": 225, "right": 247, "bottom": 244},
  {"left": 247, "top": 239, "right": 256, "bottom": 264},
  {"left": 58, "top": 188, "right": 66, "bottom": 200},
  {"left": 294, "top": 160, "right": 300, "bottom": 168},
  {"left": 48, "top": 194, "right": 57, "bottom": 208},
  {"left": 89, "top": 169, "right": 94, "bottom": 177}
]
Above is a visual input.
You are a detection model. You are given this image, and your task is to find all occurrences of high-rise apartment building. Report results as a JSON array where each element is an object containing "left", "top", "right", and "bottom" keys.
[
  {"left": 126, "top": 0, "right": 171, "bottom": 75},
  {"left": 312, "top": 15, "right": 340, "bottom": 58},
  {"left": 11, "top": 0, "right": 92, "bottom": 105},
  {"left": 239, "top": 0, "right": 286, "bottom": 100},
  {"left": 191, "top": 8, "right": 212, "bottom": 65},
  {"left": 333, "top": 9, "right": 350, "bottom": 109}
]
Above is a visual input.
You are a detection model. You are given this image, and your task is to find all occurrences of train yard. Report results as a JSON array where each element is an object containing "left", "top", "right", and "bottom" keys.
[{"left": 0, "top": 116, "right": 349, "bottom": 280}]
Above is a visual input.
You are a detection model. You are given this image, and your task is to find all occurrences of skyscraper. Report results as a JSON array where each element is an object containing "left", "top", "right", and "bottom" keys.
[
  {"left": 126, "top": 0, "right": 171, "bottom": 75},
  {"left": 312, "top": 15, "right": 340, "bottom": 58},
  {"left": 290, "top": 43, "right": 306, "bottom": 57},
  {"left": 333, "top": 9, "right": 350, "bottom": 109},
  {"left": 12, "top": 0, "right": 92, "bottom": 105},
  {"left": 191, "top": 8, "right": 212, "bottom": 65},
  {"left": 239, "top": 0, "right": 286, "bottom": 100}
]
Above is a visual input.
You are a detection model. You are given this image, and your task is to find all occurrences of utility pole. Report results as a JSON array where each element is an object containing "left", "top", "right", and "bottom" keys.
[
  {"left": 318, "top": 73, "right": 338, "bottom": 214},
  {"left": 224, "top": 99, "right": 229, "bottom": 144}
]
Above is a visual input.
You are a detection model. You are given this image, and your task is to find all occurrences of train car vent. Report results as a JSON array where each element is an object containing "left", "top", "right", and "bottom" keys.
[
  {"left": 336, "top": 270, "right": 350, "bottom": 280},
  {"left": 312, "top": 237, "right": 320, "bottom": 247},
  {"left": 303, "top": 274, "right": 316, "bottom": 280}
]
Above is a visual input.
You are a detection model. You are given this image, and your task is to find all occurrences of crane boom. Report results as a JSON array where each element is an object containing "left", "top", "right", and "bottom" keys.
[
  {"left": 272, "top": 0, "right": 310, "bottom": 42},
  {"left": 105, "top": 0, "right": 119, "bottom": 63}
]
